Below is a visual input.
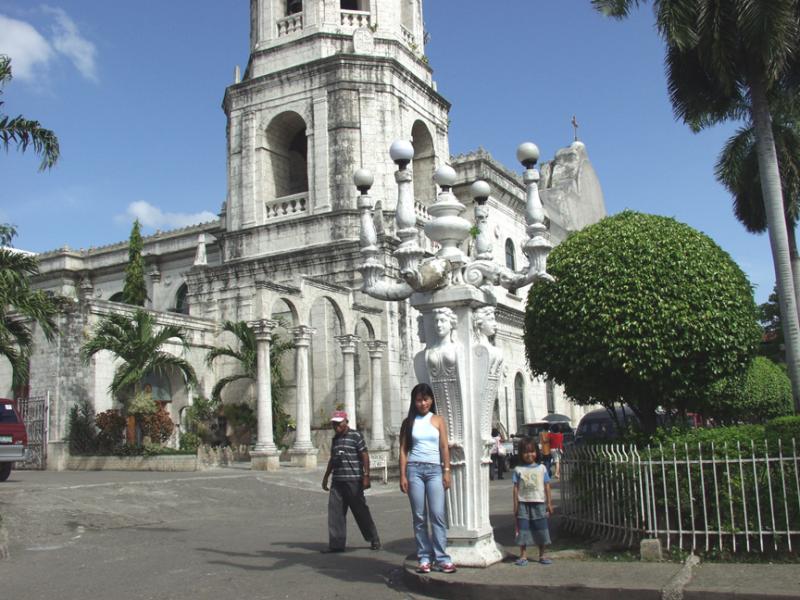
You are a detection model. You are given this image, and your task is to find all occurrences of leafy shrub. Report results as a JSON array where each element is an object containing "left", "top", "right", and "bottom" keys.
[
  {"left": 95, "top": 410, "right": 126, "bottom": 452},
  {"left": 223, "top": 402, "right": 256, "bottom": 447},
  {"left": 138, "top": 407, "right": 174, "bottom": 444},
  {"left": 128, "top": 391, "right": 157, "bottom": 415},
  {"left": 525, "top": 211, "right": 760, "bottom": 435},
  {"left": 179, "top": 431, "right": 201, "bottom": 453},
  {"left": 67, "top": 399, "right": 97, "bottom": 454},
  {"left": 765, "top": 415, "right": 800, "bottom": 445},
  {"left": 184, "top": 395, "right": 221, "bottom": 444},
  {"left": 651, "top": 424, "right": 767, "bottom": 454},
  {"left": 708, "top": 357, "right": 793, "bottom": 423}
]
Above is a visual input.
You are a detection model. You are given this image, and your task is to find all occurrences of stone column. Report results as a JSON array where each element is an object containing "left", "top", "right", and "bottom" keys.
[
  {"left": 250, "top": 319, "right": 280, "bottom": 471},
  {"left": 289, "top": 325, "right": 318, "bottom": 467},
  {"left": 335, "top": 334, "right": 359, "bottom": 425},
  {"left": 365, "top": 340, "right": 388, "bottom": 450}
]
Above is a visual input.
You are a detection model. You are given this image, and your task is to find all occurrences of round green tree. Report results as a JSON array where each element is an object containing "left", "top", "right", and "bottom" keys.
[
  {"left": 708, "top": 357, "right": 793, "bottom": 424},
  {"left": 524, "top": 211, "right": 761, "bottom": 434}
]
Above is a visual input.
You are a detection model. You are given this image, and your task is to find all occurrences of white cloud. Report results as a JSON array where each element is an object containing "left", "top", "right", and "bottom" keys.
[
  {"left": 0, "top": 7, "right": 96, "bottom": 83},
  {"left": 0, "top": 14, "right": 54, "bottom": 81},
  {"left": 117, "top": 201, "right": 217, "bottom": 230},
  {"left": 42, "top": 6, "right": 97, "bottom": 82}
]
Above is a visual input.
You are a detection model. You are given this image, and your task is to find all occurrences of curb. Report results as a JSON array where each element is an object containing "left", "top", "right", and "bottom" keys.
[{"left": 402, "top": 558, "right": 665, "bottom": 600}]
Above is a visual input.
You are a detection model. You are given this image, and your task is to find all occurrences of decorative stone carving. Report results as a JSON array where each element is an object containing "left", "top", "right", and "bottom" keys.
[{"left": 472, "top": 306, "right": 503, "bottom": 442}]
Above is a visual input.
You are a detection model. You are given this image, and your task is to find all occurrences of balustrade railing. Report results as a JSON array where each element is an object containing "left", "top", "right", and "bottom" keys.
[
  {"left": 340, "top": 9, "right": 371, "bottom": 28},
  {"left": 277, "top": 13, "right": 303, "bottom": 37},
  {"left": 265, "top": 192, "right": 308, "bottom": 220},
  {"left": 400, "top": 25, "right": 415, "bottom": 46}
]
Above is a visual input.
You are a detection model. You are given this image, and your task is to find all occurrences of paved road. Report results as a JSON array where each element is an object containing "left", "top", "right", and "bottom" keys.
[{"left": 0, "top": 466, "right": 520, "bottom": 600}]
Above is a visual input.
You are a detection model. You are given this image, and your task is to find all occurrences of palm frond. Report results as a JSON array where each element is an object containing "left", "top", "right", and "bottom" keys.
[
  {"left": 591, "top": 0, "right": 645, "bottom": 19},
  {"left": 210, "top": 373, "right": 253, "bottom": 404}
]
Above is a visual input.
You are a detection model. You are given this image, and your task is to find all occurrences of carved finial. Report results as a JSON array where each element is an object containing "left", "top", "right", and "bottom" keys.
[{"left": 571, "top": 115, "right": 579, "bottom": 142}]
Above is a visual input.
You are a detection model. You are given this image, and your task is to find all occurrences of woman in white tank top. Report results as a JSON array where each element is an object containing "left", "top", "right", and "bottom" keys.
[{"left": 398, "top": 383, "right": 456, "bottom": 573}]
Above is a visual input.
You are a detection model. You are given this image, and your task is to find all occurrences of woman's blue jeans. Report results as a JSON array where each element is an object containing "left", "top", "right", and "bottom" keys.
[{"left": 406, "top": 462, "right": 451, "bottom": 565}]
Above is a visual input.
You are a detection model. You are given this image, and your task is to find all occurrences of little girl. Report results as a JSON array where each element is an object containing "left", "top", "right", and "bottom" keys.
[{"left": 512, "top": 437, "right": 553, "bottom": 566}]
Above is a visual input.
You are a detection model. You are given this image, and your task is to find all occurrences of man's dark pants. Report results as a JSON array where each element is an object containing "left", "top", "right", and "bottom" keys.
[{"left": 328, "top": 480, "right": 380, "bottom": 550}]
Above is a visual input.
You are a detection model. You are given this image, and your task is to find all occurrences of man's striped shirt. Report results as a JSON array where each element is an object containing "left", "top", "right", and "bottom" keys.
[{"left": 330, "top": 429, "right": 367, "bottom": 481}]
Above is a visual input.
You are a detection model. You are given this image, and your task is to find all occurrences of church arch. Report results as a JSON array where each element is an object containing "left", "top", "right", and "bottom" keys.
[
  {"left": 269, "top": 297, "right": 299, "bottom": 327},
  {"left": 174, "top": 283, "right": 189, "bottom": 315},
  {"left": 308, "top": 296, "right": 345, "bottom": 427},
  {"left": 355, "top": 317, "right": 375, "bottom": 339},
  {"left": 411, "top": 120, "right": 436, "bottom": 205},
  {"left": 109, "top": 291, "right": 124, "bottom": 303},
  {"left": 265, "top": 111, "right": 309, "bottom": 200},
  {"left": 286, "top": 0, "right": 302, "bottom": 15}
]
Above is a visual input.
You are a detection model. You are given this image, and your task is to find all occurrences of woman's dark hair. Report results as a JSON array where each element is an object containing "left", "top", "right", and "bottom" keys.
[{"left": 401, "top": 383, "right": 437, "bottom": 452}]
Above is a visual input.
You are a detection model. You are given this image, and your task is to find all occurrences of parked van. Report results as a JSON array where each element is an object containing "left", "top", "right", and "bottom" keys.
[{"left": 574, "top": 406, "right": 638, "bottom": 445}]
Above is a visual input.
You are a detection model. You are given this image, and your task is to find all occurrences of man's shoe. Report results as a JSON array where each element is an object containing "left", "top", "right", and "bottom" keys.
[
  {"left": 320, "top": 547, "right": 345, "bottom": 554},
  {"left": 436, "top": 562, "right": 457, "bottom": 573},
  {"left": 370, "top": 540, "right": 382, "bottom": 551}
]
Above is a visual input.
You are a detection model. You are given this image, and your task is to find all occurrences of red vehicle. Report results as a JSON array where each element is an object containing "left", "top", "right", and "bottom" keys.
[{"left": 0, "top": 399, "right": 28, "bottom": 481}]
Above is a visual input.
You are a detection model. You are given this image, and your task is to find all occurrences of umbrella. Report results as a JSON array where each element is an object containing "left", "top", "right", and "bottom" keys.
[{"left": 542, "top": 413, "right": 570, "bottom": 423}]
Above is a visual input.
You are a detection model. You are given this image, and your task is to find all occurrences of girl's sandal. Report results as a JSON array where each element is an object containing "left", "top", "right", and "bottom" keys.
[
  {"left": 539, "top": 558, "right": 553, "bottom": 565},
  {"left": 514, "top": 558, "right": 529, "bottom": 566}
]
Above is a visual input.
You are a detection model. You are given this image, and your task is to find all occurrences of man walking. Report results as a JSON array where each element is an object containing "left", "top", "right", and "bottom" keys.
[{"left": 321, "top": 410, "right": 381, "bottom": 553}]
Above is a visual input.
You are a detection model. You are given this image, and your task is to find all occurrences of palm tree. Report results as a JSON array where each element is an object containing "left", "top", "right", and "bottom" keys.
[
  {"left": 715, "top": 94, "right": 800, "bottom": 313},
  {"left": 0, "top": 238, "right": 59, "bottom": 389},
  {"left": 206, "top": 320, "right": 294, "bottom": 444},
  {"left": 81, "top": 309, "right": 197, "bottom": 443},
  {"left": 0, "top": 56, "right": 59, "bottom": 171},
  {"left": 592, "top": 0, "right": 800, "bottom": 412}
]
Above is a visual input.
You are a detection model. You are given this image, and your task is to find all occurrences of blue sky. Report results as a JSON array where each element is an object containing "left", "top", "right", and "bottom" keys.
[{"left": 0, "top": 1, "right": 775, "bottom": 303}]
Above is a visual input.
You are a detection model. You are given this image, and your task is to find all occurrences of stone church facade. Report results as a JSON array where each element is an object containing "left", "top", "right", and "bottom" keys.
[{"left": 2, "top": 0, "right": 606, "bottom": 467}]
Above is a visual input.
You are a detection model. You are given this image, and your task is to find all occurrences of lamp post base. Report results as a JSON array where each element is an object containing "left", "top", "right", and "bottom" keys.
[{"left": 446, "top": 529, "right": 505, "bottom": 567}]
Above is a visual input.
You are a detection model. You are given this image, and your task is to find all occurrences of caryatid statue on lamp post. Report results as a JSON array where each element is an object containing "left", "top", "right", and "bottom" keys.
[{"left": 354, "top": 140, "right": 553, "bottom": 566}]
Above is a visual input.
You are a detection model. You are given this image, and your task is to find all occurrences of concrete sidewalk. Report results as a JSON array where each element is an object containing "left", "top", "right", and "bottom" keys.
[{"left": 403, "top": 550, "right": 800, "bottom": 600}]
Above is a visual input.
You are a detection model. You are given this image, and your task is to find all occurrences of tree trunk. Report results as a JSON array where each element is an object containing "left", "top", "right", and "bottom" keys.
[
  {"left": 750, "top": 79, "right": 800, "bottom": 413},
  {"left": 787, "top": 219, "right": 800, "bottom": 323}
]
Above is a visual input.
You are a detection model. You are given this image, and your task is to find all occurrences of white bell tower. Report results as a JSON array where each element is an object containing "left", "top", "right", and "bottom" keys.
[{"left": 222, "top": 0, "right": 450, "bottom": 261}]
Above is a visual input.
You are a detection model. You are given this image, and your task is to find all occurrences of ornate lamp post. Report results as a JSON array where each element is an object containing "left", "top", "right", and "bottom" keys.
[{"left": 355, "top": 141, "right": 553, "bottom": 566}]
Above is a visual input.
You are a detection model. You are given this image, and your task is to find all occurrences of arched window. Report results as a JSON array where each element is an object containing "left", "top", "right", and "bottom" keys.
[
  {"left": 514, "top": 373, "right": 525, "bottom": 431},
  {"left": 109, "top": 292, "right": 124, "bottom": 303},
  {"left": 546, "top": 379, "right": 556, "bottom": 414},
  {"left": 266, "top": 111, "right": 309, "bottom": 200},
  {"left": 505, "top": 239, "right": 516, "bottom": 271},
  {"left": 411, "top": 120, "right": 435, "bottom": 205},
  {"left": 287, "top": 0, "right": 302, "bottom": 15},
  {"left": 401, "top": 0, "right": 415, "bottom": 30},
  {"left": 174, "top": 283, "right": 189, "bottom": 315}
]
